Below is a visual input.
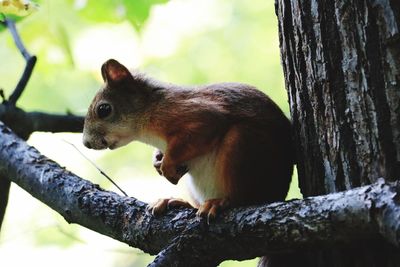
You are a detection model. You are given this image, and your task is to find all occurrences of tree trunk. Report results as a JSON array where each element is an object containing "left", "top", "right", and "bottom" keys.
[{"left": 276, "top": 0, "right": 400, "bottom": 266}]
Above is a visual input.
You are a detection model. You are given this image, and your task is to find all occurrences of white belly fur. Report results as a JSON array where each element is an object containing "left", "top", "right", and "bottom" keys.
[
  {"left": 136, "top": 131, "right": 167, "bottom": 152},
  {"left": 136, "top": 131, "right": 223, "bottom": 204},
  {"left": 186, "top": 150, "right": 225, "bottom": 204}
]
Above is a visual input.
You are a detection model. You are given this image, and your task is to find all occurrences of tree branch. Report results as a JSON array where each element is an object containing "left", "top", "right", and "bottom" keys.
[
  {"left": 0, "top": 103, "right": 84, "bottom": 139},
  {"left": 0, "top": 121, "right": 399, "bottom": 265},
  {"left": 2, "top": 16, "right": 37, "bottom": 105},
  {"left": 0, "top": 105, "right": 83, "bottom": 233},
  {"left": 0, "top": 15, "right": 38, "bottom": 231},
  {"left": 0, "top": 174, "right": 10, "bottom": 232},
  {"left": 9, "top": 56, "right": 36, "bottom": 105},
  {"left": 148, "top": 233, "right": 221, "bottom": 267}
]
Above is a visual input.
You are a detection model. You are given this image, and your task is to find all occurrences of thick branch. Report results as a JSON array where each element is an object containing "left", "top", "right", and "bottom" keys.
[
  {"left": 148, "top": 234, "right": 221, "bottom": 267},
  {"left": 0, "top": 121, "right": 400, "bottom": 265},
  {"left": 0, "top": 106, "right": 83, "bottom": 234},
  {"left": 0, "top": 15, "right": 38, "bottom": 231},
  {"left": 0, "top": 15, "right": 36, "bottom": 230}
]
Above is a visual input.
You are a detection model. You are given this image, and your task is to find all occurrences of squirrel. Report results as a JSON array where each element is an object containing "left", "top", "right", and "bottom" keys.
[{"left": 82, "top": 59, "right": 294, "bottom": 221}]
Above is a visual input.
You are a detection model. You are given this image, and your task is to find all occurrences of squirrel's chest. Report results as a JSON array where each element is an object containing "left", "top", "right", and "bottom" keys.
[{"left": 185, "top": 150, "right": 225, "bottom": 205}]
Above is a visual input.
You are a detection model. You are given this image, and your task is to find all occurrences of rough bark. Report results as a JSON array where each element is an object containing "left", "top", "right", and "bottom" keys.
[
  {"left": 0, "top": 103, "right": 84, "bottom": 229},
  {"left": 276, "top": 0, "right": 400, "bottom": 196},
  {"left": 1, "top": 122, "right": 400, "bottom": 266},
  {"left": 276, "top": 0, "right": 400, "bottom": 266}
]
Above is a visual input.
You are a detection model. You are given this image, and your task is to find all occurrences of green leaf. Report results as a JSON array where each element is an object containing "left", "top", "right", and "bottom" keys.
[
  {"left": 70, "top": 0, "right": 124, "bottom": 23},
  {"left": 0, "top": 0, "right": 39, "bottom": 16},
  {"left": 122, "top": 0, "right": 168, "bottom": 30},
  {"left": 56, "top": 23, "right": 75, "bottom": 66},
  {"left": 0, "top": 14, "right": 23, "bottom": 32},
  {"left": 0, "top": 0, "right": 40, "bottom": 32},
  {"left": 70, "top": 0, "right": 168, "bottom": 31},
  {"left": 129, "top": 0, "right": 168, "bottom": 28}
]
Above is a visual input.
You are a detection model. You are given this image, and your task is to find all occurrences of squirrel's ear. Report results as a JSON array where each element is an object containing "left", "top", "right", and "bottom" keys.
[{"left": 101, "top": 59, "right": 133, "bottom": 84}]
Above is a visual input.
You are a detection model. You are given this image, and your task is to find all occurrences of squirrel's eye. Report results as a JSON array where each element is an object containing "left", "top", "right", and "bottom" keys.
[{"left": 97, "top": 103, "right": 112, "bottom": 119}]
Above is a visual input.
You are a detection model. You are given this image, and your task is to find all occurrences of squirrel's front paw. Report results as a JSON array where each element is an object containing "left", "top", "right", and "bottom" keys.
[
  {"left": 160, "top": 163, "right": 180, "bottom": 184},
  {"left": 153, "top": 149, "right": 188, "bottom": 181},
  {"left": 152, "top": 149, "right": 164, "bottom": 175}
]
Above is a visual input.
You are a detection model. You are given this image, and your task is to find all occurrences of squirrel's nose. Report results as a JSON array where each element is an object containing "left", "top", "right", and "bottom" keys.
[
  {"left": 84, "top": 140, "right": 92, "bottom": 149},
  {"left": 100, "top": 138, "right": 108, "bottom": 147}
]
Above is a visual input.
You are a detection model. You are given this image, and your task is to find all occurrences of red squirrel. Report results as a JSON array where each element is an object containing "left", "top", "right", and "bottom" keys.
[{"left": 82, "top": 59, "right": 294, "bottom": 221}]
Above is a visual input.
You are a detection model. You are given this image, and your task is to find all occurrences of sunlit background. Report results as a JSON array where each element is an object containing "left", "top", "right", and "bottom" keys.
[{"left": 0, "top": 0, "right": 302, "bottom": 266}]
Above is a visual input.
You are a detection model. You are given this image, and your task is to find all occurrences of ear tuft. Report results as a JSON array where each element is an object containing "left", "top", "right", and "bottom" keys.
[{"left": 101, "top": 59, "right": 133, "bottom": 84}]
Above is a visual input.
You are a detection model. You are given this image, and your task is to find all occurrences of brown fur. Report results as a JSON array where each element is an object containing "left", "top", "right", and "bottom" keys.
[{"left": 83, "top": 58, "right": 294, "bottom": 216}]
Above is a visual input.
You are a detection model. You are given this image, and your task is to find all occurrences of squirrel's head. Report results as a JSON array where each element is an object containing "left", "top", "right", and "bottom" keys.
[{"left": 83, "top": 59, "right": 151, "bottom": 150}]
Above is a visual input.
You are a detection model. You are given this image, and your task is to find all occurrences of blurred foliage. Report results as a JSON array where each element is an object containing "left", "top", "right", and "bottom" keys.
[
  {"left": 0, "top": 0, "right": 39, "bottom": 17},
  {"left": 0, "top": 0, "right": 302, "bottom": 266},
  {"left": 68, "top": 0, "right": 168, "bottom": 31}
]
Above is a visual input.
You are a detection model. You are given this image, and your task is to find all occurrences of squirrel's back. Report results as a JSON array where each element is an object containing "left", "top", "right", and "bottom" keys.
[{"left": 147, "top": 82, "right": 294, "bottom": 206}]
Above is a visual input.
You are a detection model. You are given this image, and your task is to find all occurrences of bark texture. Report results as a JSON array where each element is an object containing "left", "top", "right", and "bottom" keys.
[
  {"left": 0, "top": 15, "right": 40, "bottom": 230},
  {"left": 0, "top": 103, "right": 84, "bottom": 229},
  {"left": 276, "top": 0, "right": 400, "bottom": 266},
  {"left": 276, "top": 0, "right": 400, "bottom": 196},
  {"left": 1, "top": 122, "right": 400, "bottom": 266}
]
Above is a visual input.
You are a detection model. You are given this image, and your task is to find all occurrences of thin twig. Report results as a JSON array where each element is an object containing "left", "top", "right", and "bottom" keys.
[
  {"left": 4, "top": 17, "right": 31, "bottom": 60},
  {"left": 2, "top": 16, "right": 37, "bottom": 105},
  {"left": 0, "top": 13, "right": 35, "bottom": 229},
  {"left": 63, "top": 139, "right": 129, "bottom": 197},
  {"left": 8, "top": 56, "right": 37, "bottom": 104}
]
